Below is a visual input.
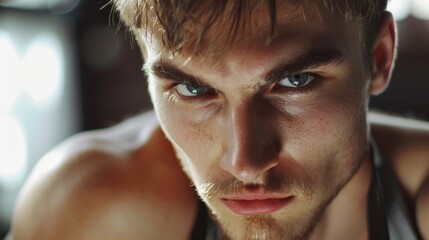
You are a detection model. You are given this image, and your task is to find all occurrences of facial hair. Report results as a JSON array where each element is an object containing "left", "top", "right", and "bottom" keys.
[
  {"left": 193, "top": 160, "right": 364, "bottom": 240},
  {"left": 173, "top": 140, "right": 367, "bottom": 240},
  {"left": 196, "top": 175, "right": 318, "bottom": 240}
]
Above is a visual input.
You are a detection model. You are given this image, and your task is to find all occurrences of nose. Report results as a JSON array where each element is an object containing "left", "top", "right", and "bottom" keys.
[{"left": 220, "top": 98, "right": 280, "bottom": 183}]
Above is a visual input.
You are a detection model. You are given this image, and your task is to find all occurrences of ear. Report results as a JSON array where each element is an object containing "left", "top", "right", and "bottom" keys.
[{"left": 369, "top": 12, "right": 397, "bottom": 95}]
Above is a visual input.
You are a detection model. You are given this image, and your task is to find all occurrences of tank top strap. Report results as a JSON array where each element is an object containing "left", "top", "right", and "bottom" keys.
[{"left": 368, "top": 137, "right": 421, "bottom": 240}]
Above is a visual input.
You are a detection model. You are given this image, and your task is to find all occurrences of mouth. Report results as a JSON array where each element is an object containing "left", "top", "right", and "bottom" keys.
[{"left": 221, "top": 195, "right": 294, "bottom": 215}]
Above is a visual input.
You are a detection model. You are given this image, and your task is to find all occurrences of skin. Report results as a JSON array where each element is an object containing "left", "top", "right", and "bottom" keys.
[
  {"left": 9, "top": 2, "right": 429, "bottom": 240},
  {"left": 145, "top": 3, "right": 380, "bottom": 239}
]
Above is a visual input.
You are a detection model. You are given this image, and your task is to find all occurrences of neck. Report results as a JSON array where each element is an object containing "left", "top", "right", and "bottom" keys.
[{"left": 310, "top": 151, "right": 373, "bottom": 240}]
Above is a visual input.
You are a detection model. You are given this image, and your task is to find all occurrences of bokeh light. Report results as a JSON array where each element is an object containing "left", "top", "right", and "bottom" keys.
[
  {"left": 388, "top": 0, "right": 429, "bottom": 21},
  {"left": 412, "top": 0, "right": 429, "bottom": 20},
  {"left": 388, "top": 0, "right": 413, "bottom": 21},
  {"left": 22, "top": 34, "right": 64, "bottom": 106},
  {"left": 0, "top": 31, "right": 22, "bottom": 113},
  {"left": 0, "top": 116, "right": 27, "bottom": 184}
]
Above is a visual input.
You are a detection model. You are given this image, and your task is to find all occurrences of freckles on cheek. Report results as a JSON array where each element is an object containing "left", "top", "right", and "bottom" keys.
[
  {"left": 149, "top": 83, "right": 217, "bottom": 164},
  {"left": 296, "top": 100, "right": 368, "bottom": 173},
  {"left": 162, "top": 109, "right": 217, "bottom": 161},
  {"left": 161, "top": 111, "right": 195, "bottom": 144},
  {"left": 289, "top": 100, "right": 360, "bottom": 147},
  {"left": 282, "top": 103, "right": 333, "bottom": 136}
]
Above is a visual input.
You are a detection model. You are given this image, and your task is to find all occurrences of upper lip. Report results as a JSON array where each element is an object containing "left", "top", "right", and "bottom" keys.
[
  {"left": 223, "top": 194, "right": 291, "bottom": 200},
  {"left": 221, "top": 189, "right": 291, "bottom": 200}
]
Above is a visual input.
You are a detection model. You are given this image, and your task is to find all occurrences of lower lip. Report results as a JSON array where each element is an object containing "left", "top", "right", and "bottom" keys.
[{"left": 222, "top": 197, "right": 293, "bottom": 215}]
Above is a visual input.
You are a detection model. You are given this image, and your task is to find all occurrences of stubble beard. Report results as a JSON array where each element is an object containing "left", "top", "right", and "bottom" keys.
[
  {"left": 202, "top": 159, "right": 364, "bottom": 240},
  {"left": 212, "top": 173, "right": 358, "bottom": 240},
  {"left": 173, "top": 144, "right": 367, "bottom": 240},
  {"left": 214, "top": 193, "right": 331, "bottom": 240}
]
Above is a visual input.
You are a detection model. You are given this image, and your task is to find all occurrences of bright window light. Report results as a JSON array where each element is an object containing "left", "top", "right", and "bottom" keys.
[
  {"left": 22, "top": 34, "right": 64, "bottom": 106},
  {"left": 0, "top": 31, "right": 23, "bottom": 113},
  {"left": 0, "top": 0, "right": 80, "bottom": 13},
  {"left": 412, "top": 0, "right": 429, "bottom": 20},
  {"left": 0, "top": 12, "right": 79, "bottom": 224},
  {"left": 388, "top": 0, "right": 412, "bottom": 21},
  {"left": 0, "top": 116, "right": 27, "bottom": 184}
]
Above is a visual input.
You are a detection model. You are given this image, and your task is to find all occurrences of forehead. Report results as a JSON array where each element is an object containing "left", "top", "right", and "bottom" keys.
[{"left": 139, "top": 1, "right": 362, "bottom": 66}]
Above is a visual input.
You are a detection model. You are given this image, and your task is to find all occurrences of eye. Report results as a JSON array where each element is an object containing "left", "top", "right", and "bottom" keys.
[
  {"left": 278, "top": 73, "right": 315, "bottom": 88},
  {"left": 176, "top": 83, "right": 209, "bottom": 97}
]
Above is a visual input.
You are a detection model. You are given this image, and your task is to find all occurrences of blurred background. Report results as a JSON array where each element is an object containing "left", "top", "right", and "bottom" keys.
[{"left": 0, "top": 0, "right": 428, "bottom": 237}]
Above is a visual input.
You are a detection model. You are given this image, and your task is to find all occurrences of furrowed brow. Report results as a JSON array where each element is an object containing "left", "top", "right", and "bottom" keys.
[
  {"left": 144, "top": 61, "right": 209, "bottom": 87},
  {"left": 266, "top": 48, "right": 345, "bottom": 83}
]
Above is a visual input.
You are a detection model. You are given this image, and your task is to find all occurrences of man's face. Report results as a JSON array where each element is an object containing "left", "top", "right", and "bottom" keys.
[{"left": 144, "top": 2, "right": 372, "bottom": 240}]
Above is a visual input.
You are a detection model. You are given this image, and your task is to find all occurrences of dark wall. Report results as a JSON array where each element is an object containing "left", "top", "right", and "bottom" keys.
[
  {"left": 370, "top": 17, "right": 429, "bottom": 120},
  {"left": 74, "top": 1, "right": 151, "bottom": 130}
]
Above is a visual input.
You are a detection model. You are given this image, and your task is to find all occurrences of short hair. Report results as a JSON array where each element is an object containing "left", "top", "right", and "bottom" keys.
[{"left": 111, "top": 0, "right": 389, "bottom": 58}]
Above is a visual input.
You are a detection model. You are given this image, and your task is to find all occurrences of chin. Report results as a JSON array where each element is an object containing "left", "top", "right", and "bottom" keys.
[
  {"left": 204, "top": 173, "right": 355, "bottom": 240},
  {"left": 204, "top": 197, "right": 326, "bottom": 240},
  {"left": 213, "top": 212, "right": 322, "bottom": 240}
]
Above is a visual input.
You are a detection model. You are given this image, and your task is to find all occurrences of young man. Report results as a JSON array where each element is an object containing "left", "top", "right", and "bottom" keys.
[{"left": 9, "top": 0, "right": 429, "bottom": 239}]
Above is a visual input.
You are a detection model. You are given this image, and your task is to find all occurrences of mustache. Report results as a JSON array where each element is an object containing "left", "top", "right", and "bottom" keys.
[{"left": 196, "top": 175, "right": 313, "bottom": 200}]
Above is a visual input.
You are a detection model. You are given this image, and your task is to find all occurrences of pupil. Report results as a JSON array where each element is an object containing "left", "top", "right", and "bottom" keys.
[
  {"left": 290, "top": 74, "right": 308, "bottom": 86},
  {"left": 187, "top": 85, "right": 204, "bottom": 95}
]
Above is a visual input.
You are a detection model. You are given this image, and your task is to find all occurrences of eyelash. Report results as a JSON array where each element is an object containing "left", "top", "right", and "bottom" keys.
[
  {"left": 165, "top": 82, "right": 217, "bottom": 103},
  {"left": 272, "top": 72, "right": 321, "bottom": 94},
  {"left": 164, "top": 71, "right": 321, "bottom": 102}
]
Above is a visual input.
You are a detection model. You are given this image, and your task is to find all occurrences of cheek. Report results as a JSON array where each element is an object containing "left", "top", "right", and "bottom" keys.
[
  {"left": 161, "top": 107, "right": 217, "bottom": 153},
  {"left": 278, "top": 87, "right": 368, "bottom": 183},
  {"left": 151, "top": 98, "right": 221, "bottom": 182},
  {"left": 281, "top": 87, "right": 366, "bottom": 143}
]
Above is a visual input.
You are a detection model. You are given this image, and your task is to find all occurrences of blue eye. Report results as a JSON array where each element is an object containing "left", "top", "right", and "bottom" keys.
[
  {"left": 278, "top": 73, "right": 315, "bottom": 88},
  {"left": 176, "top": 84, "right": 209, "bottom": 97}
]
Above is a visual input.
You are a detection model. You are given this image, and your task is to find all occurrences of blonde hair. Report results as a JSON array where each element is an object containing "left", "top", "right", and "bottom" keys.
[{"left": 111, "top": 0, "right": 388, "bottom": 57}]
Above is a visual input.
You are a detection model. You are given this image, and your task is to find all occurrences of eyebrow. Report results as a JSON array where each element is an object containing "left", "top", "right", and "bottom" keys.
[
  {"left": 265, "top": 48, "right": 345, "bottom": 83},
  {"left": 144, "top": 61, "right": 209, "bottom": 88},
  {"left": 145, "top": 47, "right": 345, "bottom": 87}
]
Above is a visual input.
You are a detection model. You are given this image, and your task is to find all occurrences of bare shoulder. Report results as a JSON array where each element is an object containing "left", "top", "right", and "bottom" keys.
[
  {"left": 369, "top": 112, "right": 429, "bottom": 238},
  {"left": 11, "top": 112, "right": 197, "bottom": 240}
]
